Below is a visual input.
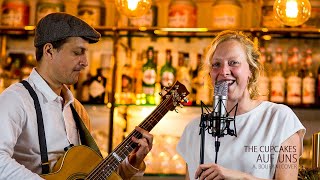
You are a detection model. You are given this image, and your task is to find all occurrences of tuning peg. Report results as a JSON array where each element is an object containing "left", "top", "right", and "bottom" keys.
[
  {"left": 179, "top": 103, "right": 184, "bottom": 108},
  {"left": 183, "top": 97, "right": 188, "bottom": 103},
  {"left": 162, "top": 87, "right": 168, "bottom": 92},
  {"left": 159, "top": 92, "right": 162, "bottom": 96},
  {"left": 174, "top": 109, "right": 179, "bottom": 113}
]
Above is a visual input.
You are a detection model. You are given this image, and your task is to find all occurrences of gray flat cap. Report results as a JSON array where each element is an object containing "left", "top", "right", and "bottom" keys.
[{"left": 34, "top": 12, "right": 101, "bottom": 47}]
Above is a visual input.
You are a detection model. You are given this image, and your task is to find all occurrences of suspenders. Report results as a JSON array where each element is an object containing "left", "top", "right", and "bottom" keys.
[
  {"left": 20, "top": 80, "right": 101, "bottom": 174},
  {"left": 21, "top": 80, "right": 50, "bottom": 174}
]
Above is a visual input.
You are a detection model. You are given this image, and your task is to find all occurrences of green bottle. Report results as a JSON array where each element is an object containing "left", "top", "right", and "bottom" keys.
[
  {"left": 142, "top": 46, "right": 157, "bottom": 105},
  {"left": 160, "top": 49, "right": 176, "bottom": 89}
]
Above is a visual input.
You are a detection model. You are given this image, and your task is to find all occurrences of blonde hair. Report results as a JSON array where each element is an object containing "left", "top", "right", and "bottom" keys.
[{"left": 205, "top": 30, "right": 262, "bottom": 99}]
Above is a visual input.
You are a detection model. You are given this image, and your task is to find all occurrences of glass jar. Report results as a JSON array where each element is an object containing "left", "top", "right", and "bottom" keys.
[
  {"left": 211, "top": 0, "right": 242, "bottom": 28},
  {"left": 0, "top": 0, "right": 29, "bottom": 26},
  {"left": 77, "top": 0, "right": 106, "bottom": 26},
  {"left": 36, "top": 0, "right": 64, "bottom": 24},
  {"left": 168, "top": 0, "right": 197, "bottom": 28},
  {"left": 128, "top": 0, "right": 157, "bottom": 27}
]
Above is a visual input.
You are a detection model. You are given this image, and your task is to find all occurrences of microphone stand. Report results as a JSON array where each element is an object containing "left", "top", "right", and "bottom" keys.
[
  {"left": 199, "top": 101, "right": 238, "bottom": 165},
  {"left": 199, "top": 101, "right": 211, "bottom": 165}
]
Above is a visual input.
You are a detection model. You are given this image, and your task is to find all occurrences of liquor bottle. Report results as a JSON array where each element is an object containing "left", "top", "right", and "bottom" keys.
[
  {"left": 142, "top": 46, "right": 157, "bottom": 105},
  {"left": 265, "top": 47, "right": 273, "bottom": 75},
  {"left": 257, "top": 47, "right": 270, "bottom": 101},
  {"left": 286, "top": 47, "right": 302, "bottom": 106},
  {"left": 302, "top": 49, "right": 315, "bottom": 106},
  {"left": 193, "top": 53, "right": 210, "bottom": 105},
  {"left": 120, "top": 50, "right": 134, "bottom": 104},
  {"left": 153, "top": 49, "right": 162, "bottom": 105},
  {"left": 191, "top": 53, "right": 200, "bottom": 105},
  {"left": 176, "top": 52, "right": 192, "bottom": 105},
  {"left": 316, "top": 63, "right": 320, "bottom": 106},
  {"left": 160, "top": 49, "right": 176, "bottom": 89},
  {"left": 134, "top": 52, "right": 144, "bottom": 105},
  {"left": 79, "top": 73, "right": 92, "bottom": 103},
  {"left": 10, "top": 57, "right": 23, "bottom": 84},
  {"left": 21, "top": 54, "right": 35, "bottom": 79},
  {"left": 89, "top": 68, "right": 107, "bottom": 104},
  {"left": 270, "top": 47, "right": 285, "bottom": 103}
]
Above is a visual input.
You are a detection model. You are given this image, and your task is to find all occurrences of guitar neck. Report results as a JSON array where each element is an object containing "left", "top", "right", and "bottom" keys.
[{"left": 86, "top": 97, "right": 172, "bottom": 178}]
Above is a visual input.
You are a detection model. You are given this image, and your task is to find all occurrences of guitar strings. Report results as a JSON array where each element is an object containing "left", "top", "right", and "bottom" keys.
[
  {"left": 87, "top": 93, "right": 176, "bottom": 180},
  {"left": 88, "top": 96, "right": 171, "bottom": 179},
  {"left": 89, "top": 96, "right": 171, "bottom": 179}
]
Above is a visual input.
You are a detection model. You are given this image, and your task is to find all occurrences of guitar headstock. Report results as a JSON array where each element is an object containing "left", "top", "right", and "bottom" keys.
[{"left": 160, "top": 81, "right": 189, "bottom": 111}]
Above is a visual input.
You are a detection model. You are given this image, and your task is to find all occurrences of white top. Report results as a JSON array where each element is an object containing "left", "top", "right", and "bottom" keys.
[{"left": 176, "top": 101, "right": 306, "bottom": 179}]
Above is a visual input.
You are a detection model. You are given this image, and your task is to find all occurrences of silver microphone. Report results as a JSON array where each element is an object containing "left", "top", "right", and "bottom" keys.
[{"left": 213, "top": 81, "right": 228, "bottom": 137}]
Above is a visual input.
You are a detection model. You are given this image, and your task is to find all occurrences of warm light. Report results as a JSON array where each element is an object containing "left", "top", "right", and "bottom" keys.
[
  {"left": 286, "top": 0, "right": 298, "bottom": 18},
  {"left": 115, "top": 0, "right": 152, "bottom": 18},
  {"left": 24, "top": 26, "right": 35, "bottom": 31},
  {"left": 159, "top": 28, "right": 208, "bottom": 32},
  {"left": 273, "top": 0, "right": 311, "bottom": 26}
]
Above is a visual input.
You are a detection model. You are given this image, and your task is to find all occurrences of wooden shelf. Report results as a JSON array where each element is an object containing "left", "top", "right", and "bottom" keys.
[{"left": 2, "top": 26, "right": 320, "bottom": 37}]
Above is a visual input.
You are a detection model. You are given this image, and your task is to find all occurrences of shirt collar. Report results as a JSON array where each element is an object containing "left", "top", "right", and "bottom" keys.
[{"left": 28, "top": 68, "right": 74, "bottom": 104}]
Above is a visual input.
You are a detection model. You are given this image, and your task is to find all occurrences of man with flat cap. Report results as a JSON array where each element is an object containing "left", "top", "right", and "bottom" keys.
[{"left": 0, "top": 12, "right": 153, "bottom": 179}]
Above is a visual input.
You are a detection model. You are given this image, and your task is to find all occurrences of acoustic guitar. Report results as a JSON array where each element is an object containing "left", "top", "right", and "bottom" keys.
[{"left": 41, "top": 81, "right": 189, "bottom": 180}]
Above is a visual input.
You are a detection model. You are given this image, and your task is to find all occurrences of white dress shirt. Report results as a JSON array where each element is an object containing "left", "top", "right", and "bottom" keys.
[
  {"left": 0, "top": 68, "right": 145, "bottom": 180},
  {"left": 0, "top": 68, "right": 79, "bottom": 179}
]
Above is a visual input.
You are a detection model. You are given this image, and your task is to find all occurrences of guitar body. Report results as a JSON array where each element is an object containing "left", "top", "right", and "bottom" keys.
[{"left": 41, "top": 145, "right": 122, "bottom": 180}]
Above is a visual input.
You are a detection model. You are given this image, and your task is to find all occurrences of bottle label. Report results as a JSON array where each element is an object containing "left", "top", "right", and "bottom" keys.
[
  {"left": 270, "top": 76, "right": 285, "bottom": 103},
  {"left": 143, "top": 69, "right": 156, "bottom": 85},
  {"left": 212, "top": 4, "right": 241, "bottom": 28},
  {"left": 1, "top": 2, "right": 29, "bottom": 26},
  {"left": 89, "top": 80, "right": 105, "bottom": 98},
  {"left": 287, "top": 76, "right": 302, "bottom": 104},
  {"left": 302, "top": 77, "right": 315, "bottom": 104},
  {"left": 168, "top": 3, "right": 197, "bottom": 27},
  {"left": 143, "top": 86, "right": 155, "bottom": 95},
  {"left": 161, "top": 71, "right": 175, "bottom": 87}
]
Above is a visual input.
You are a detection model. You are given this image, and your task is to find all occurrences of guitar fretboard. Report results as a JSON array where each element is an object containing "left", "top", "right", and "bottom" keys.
[{"left": 86, "top": 96, "right": 173, "bottom": 179}]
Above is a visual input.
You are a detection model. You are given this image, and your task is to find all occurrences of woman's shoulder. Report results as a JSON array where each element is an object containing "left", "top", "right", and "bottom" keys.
[{"left": 258, "top": 101, "right": 294, "bottom": 114}]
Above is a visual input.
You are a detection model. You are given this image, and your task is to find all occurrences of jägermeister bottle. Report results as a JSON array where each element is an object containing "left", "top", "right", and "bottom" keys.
[
  {"left": 160, "top": 49, "right": 176, "bottom": 89},
  {"left": 142, "top": 46, "right": 157, "bottom": 105}
]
